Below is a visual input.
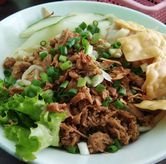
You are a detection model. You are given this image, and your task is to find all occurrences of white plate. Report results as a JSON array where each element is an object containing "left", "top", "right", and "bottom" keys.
[{"left": 0, "top": 1, "right": 166, "bottom": 164}]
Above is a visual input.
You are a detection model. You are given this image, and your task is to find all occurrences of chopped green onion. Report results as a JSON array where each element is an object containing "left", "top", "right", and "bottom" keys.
[
  {"left": 80, "top": 31, "right": 92, "bottom": 39},
  {"left": 111, "top": 42, "right": 121, "bottom": 49},
  {"left": 66, "top": 145, "right": 79, "bottom": 154},
  {"left": 107, "top": 145, "right": 118, "bottom": 153},
  {"left": 31, "top": 79, "right": 42, "bottom": 87},
  {"left": 114, "top": 139, "right": 122, "bottom": 149},
  {"left": 102, "top": 52, "right": 111, "bottom": 59},
  {"left": 87, "top": 24, "right": 100, "bottom": 34},
  {"left": 39, "top": 51, "right": 48, "bottom": 60},
  {"left": 77, "top": 77, "right": 87, "bottom": 87},
  {"left": 102, "top": 97, "right": 112, "bottom": 107},
  {"left": 95, "top": 84, "right": 105, "bottom": 93},
  {"left": 112, "top": 80, "right": 121, "bottom": 88},
  {"left": 68, "top": 88, "right": 78, "bottom": 96},
  {"left": 74, "top": 43, "right": 81, "bottom": 50},
  {"left": 66, "top": 38, "right": 76, "bottom": 48},
  {"left": 79, "top": 22, "right": 87, "bottom": 30},
  {"left": 82, "top": 38, "right": 89, "bottom": 53},
  {"left": 49, "top": 48, "right": 56, "bottom": 56},
  {"left": 40, "top": 72, "right": 49, "bottom": 82},
  {"left": 4, "top": 69, "right": 11, "bottom": 77},
  {"left": 91, "top": 33, "right": 100, "bottom": 44},
  {"left": 59, "top": 55, "right": 67, "bottom": 62},
  {"left": 58, "top": 46, "right": 68, "bottom": 56},
  {"left": 93, "top": 20, "right": 98, "bottom": 26},
  {"left": 113, "top": 99, "right": 125, "bottom": 109},
  {"left": 47, "top": 66, "right": 60, "bottom": 79},
  {"left": 60, "top": 61, "right": 72, "bottom": 71},
  {"left": 118, "top": 86, "right": 126, "bottom": 96},
  {"left": 24, "top": 85, "right": 41, "bottom": 98},
  {"left": 60, "top": 81, "right": 69, "bottom": 89},
  {"left": 4, "top": 76, "right": 16, "bottom": 88},
  {"left": 40, "top": 40, "right": 47, "bottom": 46},
  {"left": 40, "top": 90, "right": 54, "bottom": 103},
  {"left": 132, "top": 67, "right": 143, "bottom": 76},
  {"left": 75, "top": 27, "right": 83, "bottom": 34}
]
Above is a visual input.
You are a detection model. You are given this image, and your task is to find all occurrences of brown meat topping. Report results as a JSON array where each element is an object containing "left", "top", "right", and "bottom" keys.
[
  {"left": 128, "top": 72, "right": 144, "bottom": 87},
  {"left": 12, "top": 61, "right": 31, "bottom": 79},
  {"left": 88, "top": 132, "right": 112, "bottom": 153},
  {"left": 3, "top": 57, "right": 16, "bottom": 69},
  {"left": 70, "top": 87, "right": 93, "bottom": 105},
  {"left": 9, "top": 87, "right": 23, "bottom": 96},
  {"left": 47, "top": 103, "right": 68, "bottom": 112},
  {"left": 60, "top": 123, "right": 81, "bottom": 146}
]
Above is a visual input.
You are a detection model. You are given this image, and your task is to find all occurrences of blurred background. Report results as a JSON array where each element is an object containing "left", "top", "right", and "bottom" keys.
[{"left": 0, "top": 0, "right": 59, "bottom": 20}]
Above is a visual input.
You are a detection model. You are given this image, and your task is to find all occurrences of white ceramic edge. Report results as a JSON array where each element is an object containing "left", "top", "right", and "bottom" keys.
[
  {"left": 1, "top": 1, "right": 165, "bottom": 29},
  {"left": 0, "top": 1, "right": 166, "bottom": 164}
]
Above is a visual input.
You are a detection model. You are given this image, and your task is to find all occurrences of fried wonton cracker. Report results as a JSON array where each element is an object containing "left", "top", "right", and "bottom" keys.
[{"left": 119, "top": 30, "right": 166, "bottom": 62}]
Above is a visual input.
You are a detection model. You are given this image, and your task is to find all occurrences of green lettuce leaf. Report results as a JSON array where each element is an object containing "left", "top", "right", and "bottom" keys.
[
  {"left": 2, "top": 94, "right": 45, "bottom": 121},
  {"left": 4, "top": 125, "right": 40, "bottom": 161},
  {"left": 4, "top": 111, "right": 68, "bottom": 161}
]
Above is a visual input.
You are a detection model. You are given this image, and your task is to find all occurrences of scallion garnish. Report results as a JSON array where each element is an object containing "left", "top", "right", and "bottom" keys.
[
  {"left": 79, "top": 22, "right": 87, "bottom": 30},
  {"left": 58, "top": 46, "right": 68, "bottom": 56},
  {"left": 77, "top": 77, "right": 87, "bottom": 87},
  {"left": 60, "top": 81, "right": 69, "bottom": 89},
  {"left": 39, "top": 51, "right": 48, "bottom": 60},
  {"left": 107, "top": 145, "right": 118, "bottom": 153},
  {"left": 66, "top": 145, "right": 79, "bottom": 154},
  {"left": 40, "top": 40, "right": 47, "bottom": 46},
  {"left": 31, "top": 79, "right": 42, "bottom": 87},
  {"left": 87, "top": 23, "right": 100, "bottom": 34},
  {"left": 75, "top": 27, "right": 83, "bottom": 34},
  {"left": 40, "top": 72, "right": 49, "bottom": 83},
  {"left": 59, "top": 55, "right": 67, "bottom": 62},
  {"left": 4, "top": 76, "right": 16, "bottom": 88},
  {"left": 24, "top": 85, "right": 41, "bottom": 98},
  {"left": 93, "top": 20, "right": 98, "bottom": 26},
  {"left": 95, "top": 84, "right": 105, "bottom": 93},
  {"left": 114, "top": 139, "right": 122, "bottom": 149},
  {"left": 4, "top": 69, "right": 11, "bottom": 77},
  {"left": 47, "top": 66, "right": 60, "bottom": 79},
  {"left": 82, "top": 38, "right": 89, "bottom": 53},
  {"left": 68, "top": 88, "right": 78, "bottom": 96},
  {"left": 113, "top": 99, "right": 125, "bottom": 109},
  {"left": 112, "top": 80, "right": 121, "bottom": 88},
  {"left": 66, "top": 38, "right": 76, "bottom": 48},
  {"left": 118, "top": 86, "right": 126, "bottom": 96},
  {"left": 111, "top": 41, "right": 121, "bottom": 49},
  {"left": 102, "top": 97, "right": 112, "bottom": 107},
  {"left": 59, "top": 61, "right": 72, "bottom": 71},
  {"left": 102, "top": 52, "right": 111, "bottom": 59},
  {"left": 91, "top": 33, "right": 100, "bottom": 44},
  {"left": 49, "top": 48, "right": 56, "bottom": 56}
]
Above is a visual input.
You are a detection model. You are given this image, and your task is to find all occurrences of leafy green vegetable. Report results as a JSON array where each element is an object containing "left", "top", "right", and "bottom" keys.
[
  {"left": 0, "top": 80, "right": 9, "bottom": 103},
  {"left": 5, "top": 125, "right": 40, "bottom": 161},
  {"left": 1, "top": 94, "right": 45, "bottom": 121},
  {"left": 23, "top": 84, "right": 41, "bottom": 98},
  {"left": 40, "top": 90, "right": 54, "bottom": 103},
  {"left": 3, "top": 106, "right": 68, "bottom": 161}
]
